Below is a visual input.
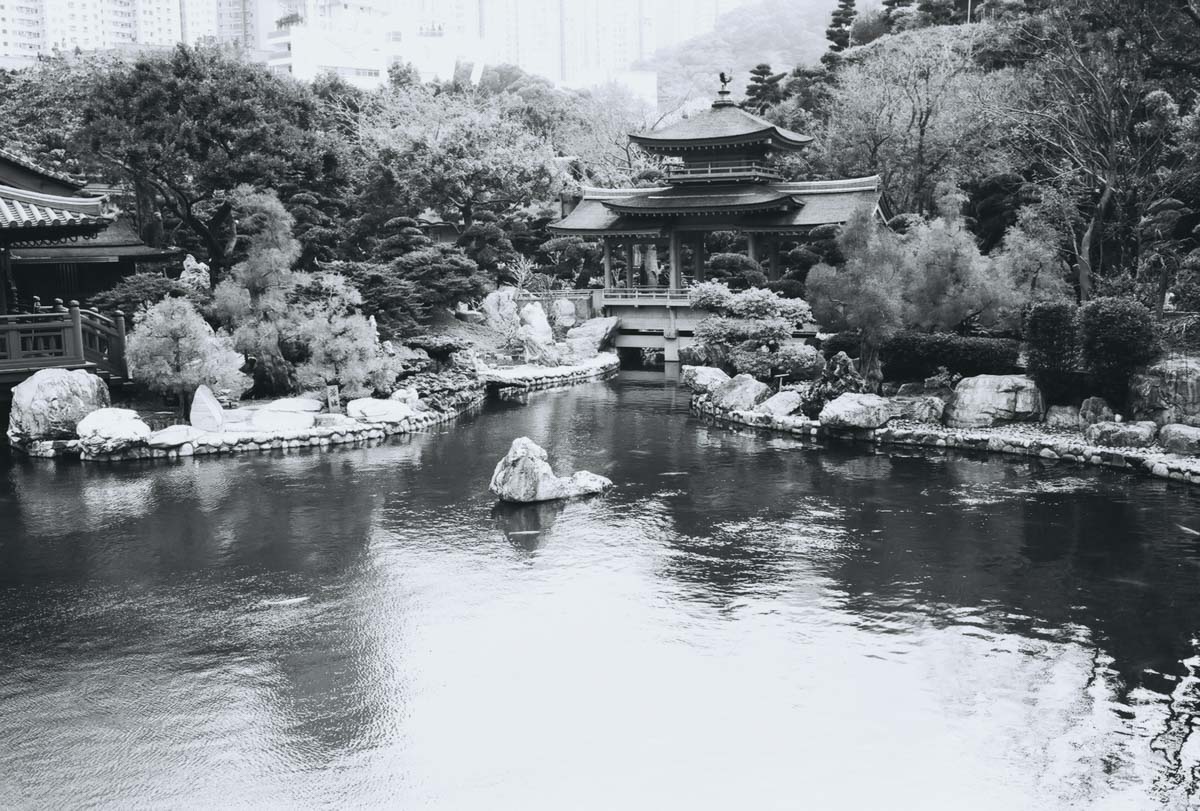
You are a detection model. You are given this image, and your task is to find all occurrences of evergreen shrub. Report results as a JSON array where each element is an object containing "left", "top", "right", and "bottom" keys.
[
  {"left": 820, "top": 331, "right": 860, "bottom": 359},
  {"left": 880, "top": 332, "right": 1019, "bottom": 380},
  {"left": 1077, "top": 297, "right": 1161, "bottom": 406},
  {"left": 1024, "top": 302, "right": 1078, "bottom": 404}
]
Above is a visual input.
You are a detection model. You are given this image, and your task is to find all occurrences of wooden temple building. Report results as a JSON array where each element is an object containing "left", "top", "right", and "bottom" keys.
[{"left": 550, "top": 85, "right": 885, "bottom": 361}]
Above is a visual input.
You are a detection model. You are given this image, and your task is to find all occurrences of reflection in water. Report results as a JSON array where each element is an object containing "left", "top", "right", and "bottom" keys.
[{"left": 2, "top": 373, "right": 1200, "bottom": 808}]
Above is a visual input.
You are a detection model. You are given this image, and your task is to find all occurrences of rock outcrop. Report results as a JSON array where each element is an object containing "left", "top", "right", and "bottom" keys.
[
  {"left": 552, "top": 298, "right": 577, "bottom": 329},
  {"left": 259, "top": 397, "right": 322, "bottom": 413},
  {"left": 517, "top": 302, "right": 563, "bottom": 366},
  {"left": 892, "top": 395, "right": 946, "bottom": 423},
  {"left": 482, "top": 287, "right": 521, "bottom": 340},
  {"left": 565, "top": 316, "right": 620, "bottom": 362},
  {"left": 190, "top": 385, "right": 225, "bottom": 432},
  {"left": 943, "top": 375, "right": 1044, "bottom": 429},
  {"left": 76, "top": 408, "right": 151, "bottom": 456},
  {"left": 801, "top": 352, "right": 869, "bottom": 418},
  {"left": 1044, "top": 405, "right": 1080, "bottom": 430},
  {"left": 247, "top": 410, "right": 316, "bottom": 432},
  {"left": 147, "top": 425, "right": 206, "bottom": 448},
  {"left": 710, "top": 374, "right": 771, "bottom": 411},
  {"left": 819, "top": 393, "right": 895, "bottom": 429},
  {"left": 347, "top": 398, "right": 412, "bottom": 424},
  {"left": 1159, "top": 424, "right": 1200, "bottom": 455},
  {"left": 680, "top": 365, "right": 731, "bottom": 394},
  {"left": 1084, "top": 420, "right": 1158, "bottom": 448},
  {"left": 489, "top": 437, "right": 612, "bottom": 502},
  {"left": 1130, "top": 358, "right": 1200, "bottom": 426},
  {"left": 7, "top": 368, "right": 110, "bottom": 445},
  {"left": 755, "top": 390, "right": 804, "bottom": 417},
  {"left": 1079, "top": 397, "right": 1115, "bottom": 426}
]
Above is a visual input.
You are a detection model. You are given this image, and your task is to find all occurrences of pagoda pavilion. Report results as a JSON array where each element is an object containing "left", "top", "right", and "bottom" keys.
[{"left": 549, "top": 84, "right": 885, "bottom": 360}]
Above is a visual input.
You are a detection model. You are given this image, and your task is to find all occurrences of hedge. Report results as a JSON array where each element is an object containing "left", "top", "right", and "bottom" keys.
[
  {"left": 880, "top": 332, "right": 1019, "bottom": 380},
  {"left": 1023, "top": 302, "right": 1078, "bottom": 404},
  {"left": 1078, "top": 297, "right": 1160, "bottom": 407},
  {"left": 820, "top": 332, "right": 861, "bottom": 359}
]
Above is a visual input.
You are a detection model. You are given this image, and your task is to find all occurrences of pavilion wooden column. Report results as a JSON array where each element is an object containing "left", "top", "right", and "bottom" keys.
[
  {"left": 668, "top": 230, "right": 683, "bottom": 291},
  {"left": 692, "top": 233, "right": 705, "bottom": 282},
  {"left": 0, "top": 247, "right": 9, "bottom": 315},
  {"left": 767, "top": 236, "right": 781, "bottom": 281},
  {"left": 602, "top": 239, "right": 614, "bottom": 288},
  {"left": 624, "top": 243, "right": 635, "bottom": 288},
  {"left": 746, "top": 232, "right": 759, "bottom": 265}
]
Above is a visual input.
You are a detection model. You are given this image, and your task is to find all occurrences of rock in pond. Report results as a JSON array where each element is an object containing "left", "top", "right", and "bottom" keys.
[
  {"left": 819, "top": 393, "right": 895, "bottom": 429},
  {"left": 943, "top": 375, "right": 1044, "bottom": 429},
  {"left": 1084, "top": 420, "right": 1158, "bottom": 448},
  {"left": 7, "top": 367, "right": 110, "bottom": 445},
  {"left": 489, "top": 437, "right": 613, "bottom": 503},
  {"left": 710, "top": 374, "right": 771, "bottom": 411},
  {"left": 565, "top": 316, "right": 620, "bottom": 362},
  {"left": 680, "top": 365, "right": 731, "bottom": 394},
  {"left": 190, "top": 384, "right": 225, "bottom": 432},
  {"left": 1158, "top": 424, "right": 1200, "bottom": 455},
  {"left": 347, "top": 398, "right": 412, "bottom": 424},
  {"left": 76, "top": 408, "right": 152, "bottom": 456}
]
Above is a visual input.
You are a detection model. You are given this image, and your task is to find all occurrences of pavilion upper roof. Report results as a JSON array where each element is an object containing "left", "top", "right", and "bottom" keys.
[
  {"left": 0, "top": 184, "right": 112, "bottom": 242},
  {"left": 629, "top": 92, "right": 813, "bottom": 153}
]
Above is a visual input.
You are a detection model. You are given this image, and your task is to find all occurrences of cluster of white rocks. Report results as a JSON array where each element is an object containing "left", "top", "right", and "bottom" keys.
[
  {"left": 489, "top": 437, "right": 612, "bottom": 502},
  {"left": 7, "top": 368, "right": 486, "bottom": 463},
  {"left": 479, "top": 352, "right": 620, "bottom": 391},
  {"left": 684, "top": 362, "right": 1200, "bottom": 487}
]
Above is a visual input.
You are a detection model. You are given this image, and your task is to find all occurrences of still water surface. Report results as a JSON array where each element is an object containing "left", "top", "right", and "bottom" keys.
[{"left": 3, "top": 373, "right": 1200, "bottom": 809}]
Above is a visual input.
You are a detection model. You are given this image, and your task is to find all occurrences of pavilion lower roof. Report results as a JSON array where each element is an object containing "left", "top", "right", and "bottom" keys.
[
  {"left": 0, "top": 184, "right": 112, "bottom": 243},
  {"left": 549, "top": 176, "right": 883, "bottom": 237}
]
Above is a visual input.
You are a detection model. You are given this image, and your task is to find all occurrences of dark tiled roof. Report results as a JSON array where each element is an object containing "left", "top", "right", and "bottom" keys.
[
  {"left": 549, "top": 176, "right": 882, "bottom": 235},
  {"left": 11, "top": 217, "right": 181, "bottom": 261},
  {"left": 0, "top": 184, "right": 110, "bottom": 231},
  {"left": 0, "top": 146, "right": 88, "bottom": 190},
  {"left": 604, "top": 184, "right": 800, "bottom": 215},
  {"left": 630, "top": 98, "right": 812, "bottom": 152}
]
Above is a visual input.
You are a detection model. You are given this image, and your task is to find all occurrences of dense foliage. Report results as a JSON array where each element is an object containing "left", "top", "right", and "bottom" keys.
[
  {"left": 1023, "top": 302, "right": 1079, "bottom": 404},
  {"left": 880, "top": 332, "right": 1020, "bottom": 381},
  {"left": 1077, "top": 297, "right": 1162, "bottom": 407}
]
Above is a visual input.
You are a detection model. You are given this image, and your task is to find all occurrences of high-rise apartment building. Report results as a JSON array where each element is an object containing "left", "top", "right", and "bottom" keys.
[
  {"left": 0, "top": 0, "right": 186, "bottom": 65},
  {"left": 179, "top": 0, "right": 218, "bottom": 42}
]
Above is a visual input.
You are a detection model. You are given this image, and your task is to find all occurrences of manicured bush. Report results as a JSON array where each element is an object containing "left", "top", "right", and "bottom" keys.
[
  {"left": 774, "top": 342, "right": 826, "bottom": 379},
  {"left": 767, "top": 279, "right": 805, "bottom": 299},
  {"left": 820, "top": 331, "right": 860, "bottom": 359},
  {"left": 880, "top": 332, "right": 1019, "bottom": 380},
  {"left": 1024, "top": 302, "right": 1078, "bottom": 404},
  {"left": 694, "top": 316, "right": 793, "bottom": 347},
  {"left": 1077, "top": 296, "right": 1161, "bottom": 406},
  {"left": 90, "top": 272, "right": 209, "bottom": 320},
  {"left": 688, "top": 281, "right": 735, "bottom": 313}
]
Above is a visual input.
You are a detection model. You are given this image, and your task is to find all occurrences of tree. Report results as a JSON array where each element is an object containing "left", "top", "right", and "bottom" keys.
[
  {"left": 74, "top": 45, "right": 338, "bottom": 281},
  {"left": 126, "top": 297, "right": 249, "bottom": 413},
  {"left": 824, "top": 0, "right": 859, "bottom": 63},
  {"left": 744, "top": 64, "right": 787, "bottom": 114}
]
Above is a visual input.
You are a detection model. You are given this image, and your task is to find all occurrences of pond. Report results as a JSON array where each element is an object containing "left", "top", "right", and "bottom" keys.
[{"left": 2, "top": 372, "right": 1200, "bottom": 809}]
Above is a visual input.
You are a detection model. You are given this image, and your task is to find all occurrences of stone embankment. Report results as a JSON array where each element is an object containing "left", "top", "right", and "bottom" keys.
[
  {"left": 479, "top": 353, "right": 620, "bottom": 392},
  {"left": 688, "top": 362, "right": 1200, "bottom": 487}
]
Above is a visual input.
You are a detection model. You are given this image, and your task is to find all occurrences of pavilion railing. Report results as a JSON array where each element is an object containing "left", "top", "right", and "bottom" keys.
[
  {"left": 0, "top": 299, "right": 127, "bottom": 378},
  {"left": 666, "top": 159, "right": 782, "bottom": 182},
  {"left": 600, "top": 286, "right": 692, "bottom": 303}
]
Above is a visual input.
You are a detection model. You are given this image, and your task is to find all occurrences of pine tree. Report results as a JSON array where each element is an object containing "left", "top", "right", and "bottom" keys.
[
  {"left": 917, "top": 0, "right": 961, "bottom": 25},
  {"left": 823, "top": 0, "right": 857, "bottom": 65},
  {"left": 881, "top": 0, "right": 915, "bottom": 28},
  {"left": 744, "top": 63, "right": 786, "bottom": 114}
]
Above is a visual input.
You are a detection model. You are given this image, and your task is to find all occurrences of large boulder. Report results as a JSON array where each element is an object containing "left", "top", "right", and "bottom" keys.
[
  {"left": 1079, "top": 396, "right": 1115, "bottom": 426},
  {"left": 518, "top": 302, "right": 564, "bottom": 366},
  {"left": 800, "top": 352, "right": 869, "bottom": 418},
  {"left": 1044, "top": 405, "right": 1081, "bottom": 430},
  {"left": 755, "top": 390, "right": 804, "bottom": 417},
  {"left": 1159, "top": 424, "right": 1200, "bottom": 455},
  {"left": 76, "top": 408, "right": 151, "bottom": 456},
  {"left": 247, "top": 410, "right": 316, "bottom": 432},
  {"left": 819, "top": 393, "right": 895, "bottom": 429},
  {"left": 389, "top": 386, "right": 420, "bottom": 406},
  {"left": 7, "top": 368, "right": 110, "bottom": 445},
  {"left": 943, "top": 375, "right": 1044, "bottom": 429},
  {"left": 147, "top": 424, "right": 207, "bottom": 449},
  {"left": 347, "top": 398, "right": 413, "bottom": 424},
  {"left": 565, "top": 316, "right": 620, "bottom": 362},
  {"left": 680, "top": 365, "right": 731, "bottom": 394},
  {"left": 711, "top": 374, "right": 771, "bottom": 411},
  {"left": 1084, "top": 420, "right": 1158, "bottom": 448},
  {"left": 892, "top": 395, "right": 946, "bottom": 423},
  {"left": 1130, "top": 358, "right": 1200, "bottom": 426},
  {"left": 190, "top": 384, "right": 225, "bottom": 432},
  {"left": 551, "top": 298, "right": 577, "bottom": 329},
  {"left": 481, "top": 287, "right": 521, "bottom": 339},
  {"left": 489, "top": 437, "right": 613, "bottom": 503},
  {"left": 259, "top": 397, "right": 322, "bottom": 413}
]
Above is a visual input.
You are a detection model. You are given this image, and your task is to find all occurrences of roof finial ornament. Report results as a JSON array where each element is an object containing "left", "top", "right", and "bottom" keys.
[{"left": 714, "top": 71, "right": 734, "bottom": 108}]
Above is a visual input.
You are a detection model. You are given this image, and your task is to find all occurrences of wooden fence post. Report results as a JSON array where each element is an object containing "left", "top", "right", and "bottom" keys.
[
  {"left": 113, "top": 310, "right": 128, "bottom": 378},
  {"left": 67, "top": 300, "right": 83, "bottom": 363}
]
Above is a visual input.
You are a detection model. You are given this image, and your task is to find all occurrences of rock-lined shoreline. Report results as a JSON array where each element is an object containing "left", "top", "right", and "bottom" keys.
[
  {"left": 692, "top": 394, "right": 1200, "bottom": 486},
  {"left": 479, "top": 352, "right": 620, "bottom": 392}
]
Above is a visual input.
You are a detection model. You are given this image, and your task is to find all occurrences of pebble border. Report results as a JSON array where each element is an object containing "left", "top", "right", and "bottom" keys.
[
  {"left": 692, "top": 395, "right": 1200, "bottom": 486},
  {"left": 21, "top": 389, "right": 487, "bottom": 463}
]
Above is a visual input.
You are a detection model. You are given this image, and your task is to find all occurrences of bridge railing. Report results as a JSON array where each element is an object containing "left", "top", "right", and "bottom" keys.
[
  {"left": 600, "top": 286, "right": 692, "bottom": 305},
  {"left": 0, "top": 299, "right": 126, "bottom": 377}
]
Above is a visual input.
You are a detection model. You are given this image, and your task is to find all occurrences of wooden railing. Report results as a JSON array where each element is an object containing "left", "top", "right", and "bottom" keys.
[
  {"left": 666, "top": 159, "right": 782, "bottom": 182},
  {"left": 600, "top": 286, "right": 692, "bottom": 305},
  {"left": 0, "top": 299, "right": 127, "bottom": 378}
]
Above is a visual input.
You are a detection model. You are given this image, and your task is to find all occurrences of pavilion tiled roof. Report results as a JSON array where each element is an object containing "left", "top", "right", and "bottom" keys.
[
  {"left": 0, "top": 184, "right": 112, "bottom": 234},
  {"left": 629, "top": 97, "right": 813, "bottom": 152},
  {"left": 549, "top": 176, "right": 883, "bottom": 236},
  {"left": 10, "top": 216, "right": 181, "bottom": 262},
  {"left": 0, "top": 146, "right": 88, "bottom": 190},
  {"left": 603, "top": 184, "right": 800, "bottom": 215}
]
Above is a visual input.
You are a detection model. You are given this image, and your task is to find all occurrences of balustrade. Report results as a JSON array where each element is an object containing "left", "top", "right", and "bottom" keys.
[{"left": 0, "top": 300, "right": 126, "bottom": 377}]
